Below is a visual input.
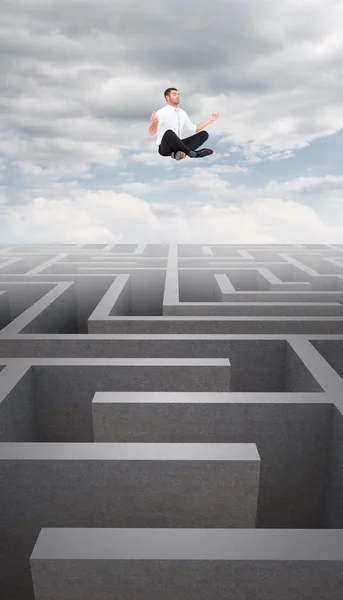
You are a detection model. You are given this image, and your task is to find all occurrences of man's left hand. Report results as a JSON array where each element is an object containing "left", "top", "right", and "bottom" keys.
[{"left": 211, "top": 113, "right": 220, "bottom": 121}]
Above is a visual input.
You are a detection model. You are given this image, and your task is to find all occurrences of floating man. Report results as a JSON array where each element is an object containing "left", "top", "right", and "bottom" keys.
[{"left": 149, "top": 87, "right": 219, "bottom": 161}]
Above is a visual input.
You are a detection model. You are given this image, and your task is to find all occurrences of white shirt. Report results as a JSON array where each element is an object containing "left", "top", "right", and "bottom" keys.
[{"left": 154, "top": 104, "right": 196, "bottom": 146}]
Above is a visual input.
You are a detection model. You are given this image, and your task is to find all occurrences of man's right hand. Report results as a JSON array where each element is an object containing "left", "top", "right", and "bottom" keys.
[{"left": 150, "top": 112, "right": 159, "bottom": 123}]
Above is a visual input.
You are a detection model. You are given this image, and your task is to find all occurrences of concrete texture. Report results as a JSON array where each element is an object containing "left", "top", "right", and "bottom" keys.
[
  {"left": 91, "top": 392, "right": 331, "bottom": 528},
  {"left": 0, "top": 442, "right": 259, "bottom": 598},
  {"left": 0, "top": 290, "right": 10, "bottom": 328},
  {"left": 1, "top": 244, "right": 343, "bottom": 599},
  {"left": 0, "top": 359, "right": 231, "bottom": 442},
  {"left": 30, "top": 529, "right": 343, "bottom": 600}
]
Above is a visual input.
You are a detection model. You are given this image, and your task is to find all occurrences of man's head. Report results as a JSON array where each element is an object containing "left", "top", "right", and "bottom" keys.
[{"left": 164, "top": 88, "right": 180, "bottom": 106}]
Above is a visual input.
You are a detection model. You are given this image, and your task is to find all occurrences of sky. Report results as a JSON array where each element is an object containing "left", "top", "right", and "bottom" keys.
[{"left": 1, "top": 0, "right": 343, "bottom": 244}]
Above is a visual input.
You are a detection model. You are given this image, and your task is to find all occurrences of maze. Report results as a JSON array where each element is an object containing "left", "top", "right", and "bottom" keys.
[{"left": 1, "top": 243, "right": 343, "bottom": 599}]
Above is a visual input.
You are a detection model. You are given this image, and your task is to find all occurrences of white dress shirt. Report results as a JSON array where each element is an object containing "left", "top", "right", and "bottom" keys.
[{"left": 155, "top": 104, "right": 196, "bottom": 146}]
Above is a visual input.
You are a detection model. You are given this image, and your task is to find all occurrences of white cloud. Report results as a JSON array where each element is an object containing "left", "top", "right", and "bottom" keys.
[
  {"left": 2, "top": 183, "right": 343, "bottom": 244},
  {"left": 267, "top": 175, "right": 343, "bottom": 194}
]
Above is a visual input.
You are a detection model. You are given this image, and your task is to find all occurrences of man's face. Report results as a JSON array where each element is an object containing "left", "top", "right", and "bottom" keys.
[{"left": 168, "top": 90, "right": 180, "bottom": 105}]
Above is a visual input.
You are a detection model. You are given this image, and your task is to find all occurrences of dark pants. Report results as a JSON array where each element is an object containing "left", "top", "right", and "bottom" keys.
[{"left": 158, "top": 129, "right": 209, "bottom": 156}]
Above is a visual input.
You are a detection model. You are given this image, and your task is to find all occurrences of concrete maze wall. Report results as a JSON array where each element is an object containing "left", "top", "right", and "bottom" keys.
[{"left": 1, "top": 243, "right": 343, "bottom": 599}]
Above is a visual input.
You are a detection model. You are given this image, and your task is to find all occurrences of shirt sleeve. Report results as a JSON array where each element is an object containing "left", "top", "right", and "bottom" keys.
[{"left": 183, "top": 110, "right": 196, "bottom": 134}]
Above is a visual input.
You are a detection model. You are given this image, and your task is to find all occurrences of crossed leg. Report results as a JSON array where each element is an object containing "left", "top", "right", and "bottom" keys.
[{"left": 158, "top": 129, "right": 209, "bottom": 158}]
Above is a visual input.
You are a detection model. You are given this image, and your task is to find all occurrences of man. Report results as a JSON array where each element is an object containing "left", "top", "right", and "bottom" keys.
[{"left": 149, "top": 88, "right": 219, "bottom": 161}]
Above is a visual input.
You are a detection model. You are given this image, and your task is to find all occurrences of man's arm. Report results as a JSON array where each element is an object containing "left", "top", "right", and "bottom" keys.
[
  {"left": 196, "top": 118, "right": 214, "bottom": 133},
  {"left": 184, "top": 112, "right": 212, "bottom": 134},
  {"left": 184, "top": 111, "right": 219, "bottom": 135},
  {"left": 149, "top": 121, "right": 158, "bottom": 136},
  {"left": 149, "top": 111, "right": 159, "bottom": 136}
]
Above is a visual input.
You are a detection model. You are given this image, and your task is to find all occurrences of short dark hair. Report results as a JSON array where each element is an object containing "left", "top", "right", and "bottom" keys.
[{"left": 164, "top": 87, "right": 178, "bottom": 100}]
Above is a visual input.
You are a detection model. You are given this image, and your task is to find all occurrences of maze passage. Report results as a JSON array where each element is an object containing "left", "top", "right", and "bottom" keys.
[{"left": 1, "top": 243, "right": 343, "bottom": 599}]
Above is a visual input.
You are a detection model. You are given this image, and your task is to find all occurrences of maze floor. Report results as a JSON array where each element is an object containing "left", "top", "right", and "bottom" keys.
[{"left": 1, "top": 243, "right": 343, "bottom": 599}]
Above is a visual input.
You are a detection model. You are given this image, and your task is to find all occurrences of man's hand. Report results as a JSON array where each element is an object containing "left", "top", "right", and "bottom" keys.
[
  {"left": 150, "top": 112, "right": 159, "bottom": 123},
  {"left": 210, "top": 113, "right": 220, "bottom": 122}
]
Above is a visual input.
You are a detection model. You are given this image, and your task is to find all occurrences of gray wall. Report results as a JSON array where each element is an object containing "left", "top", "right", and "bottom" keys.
[
  {"left": 4, "top": 283, "right": 55, "bottom": 320},
  {"left": 92, "top": 392, "right": 332, "bottom": 529},
  {"left": 30, "top": 529, "right": 343, "bottom": 600},
  {"left": 0, "top": 291, "right": 10, "bottom": 328},
  {"left": 0, "top": 369, "right": 36, "bottom": 442},
  {"left": 29, "top": 361, "right": 230, "bottom": 441},
  {"left": 0, "top": 442, "right": 259, "bottom": 599},
  {"left": 320, "top": 404, "right": 343, "bottom": 527},
  {"left": 22, "top": 284, "right": 78, "bottom": 334},
  {"left": 311, "top": 340, "right": 343, "bottom": 378}
]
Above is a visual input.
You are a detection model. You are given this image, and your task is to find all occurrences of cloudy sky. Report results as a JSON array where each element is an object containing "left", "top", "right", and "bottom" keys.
[{"left": 1, "top": 0, "right": 343, "bottom": 243}]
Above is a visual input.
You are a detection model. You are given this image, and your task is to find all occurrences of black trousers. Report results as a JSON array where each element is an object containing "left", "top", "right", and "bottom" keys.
[{"left": 158, "top": 129, "right": 209, "bottom": 156}]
